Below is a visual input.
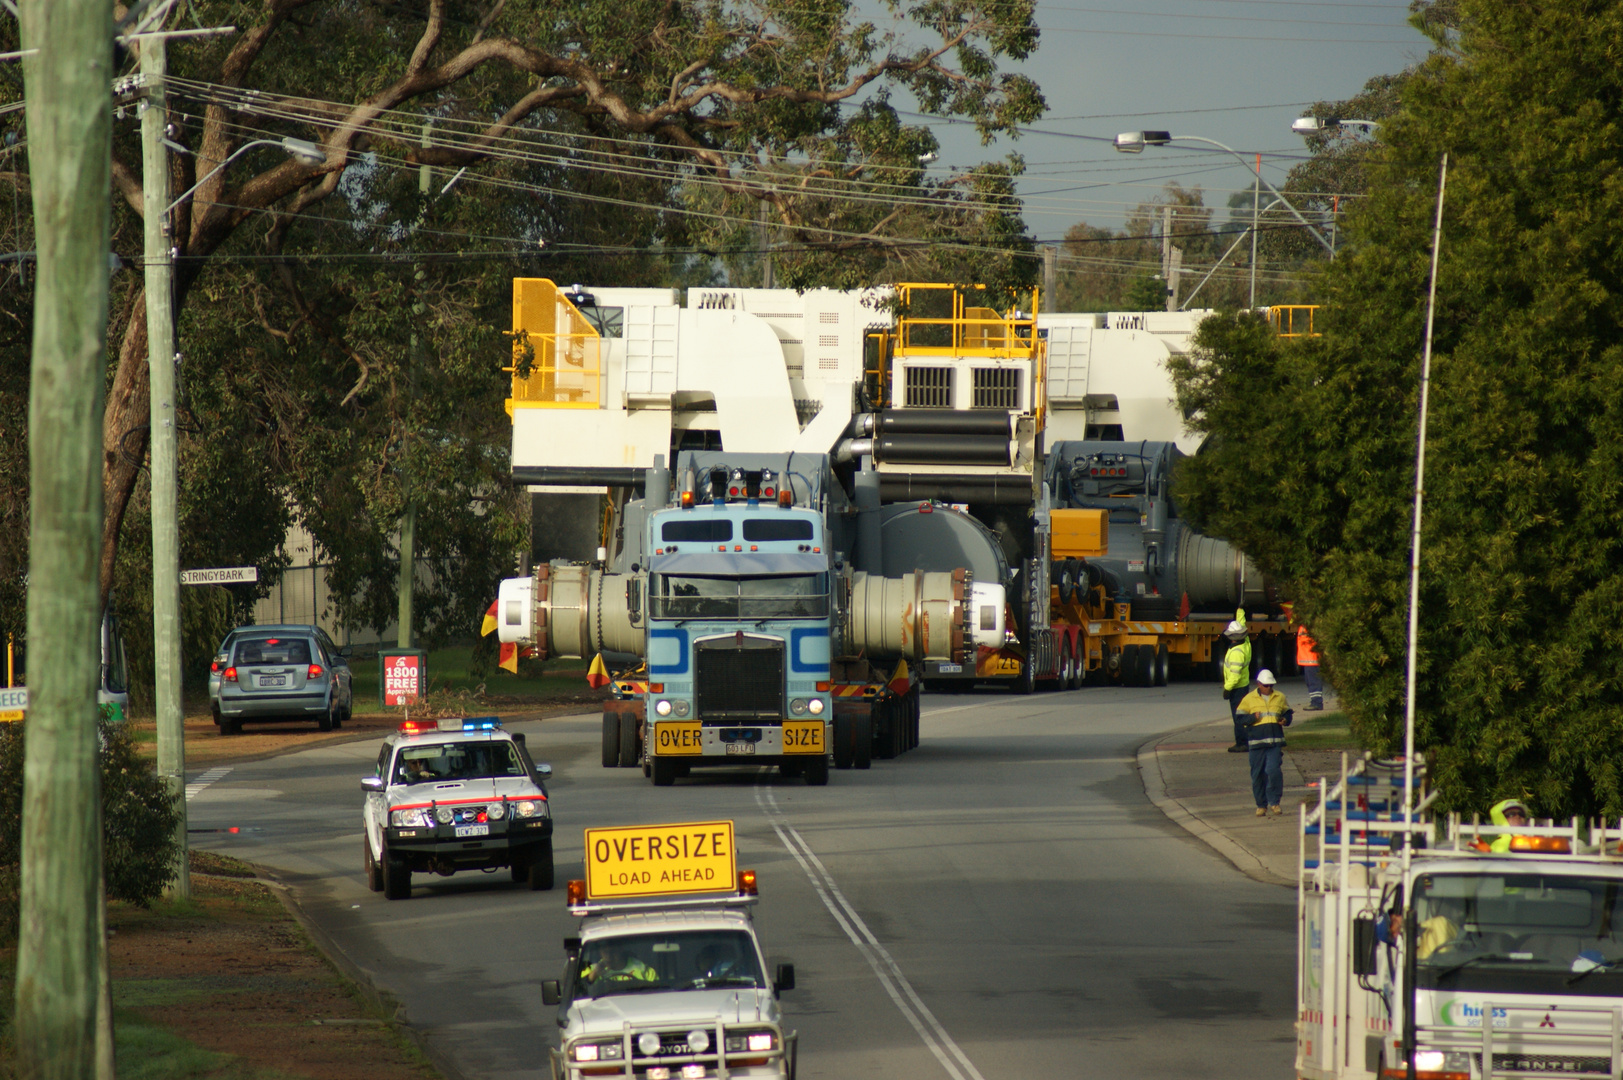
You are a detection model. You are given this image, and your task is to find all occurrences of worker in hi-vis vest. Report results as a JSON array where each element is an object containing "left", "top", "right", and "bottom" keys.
[
  {"left": 1222, "top": 609, "right": 1252, "bottom": 753},
  {"left": 1297, "top": 626, "right": 1324, "bottom": 711}
]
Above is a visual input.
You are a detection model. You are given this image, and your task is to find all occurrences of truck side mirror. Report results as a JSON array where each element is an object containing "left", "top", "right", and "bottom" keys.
[
  {"left": 773, "top": 963, "right": 795, "bottom": 993},
  {"left": 626, "top": 578, "right": 643, "bottom": 626},
  {"left": 1351, "top": 917, "right": 1377, "bottom": 977},
  {"left": 361, "top": 777, "right": 384, "bottom": 793},
  {"left": 541, "top": 980, "right": 561, "bottom": 1006}
]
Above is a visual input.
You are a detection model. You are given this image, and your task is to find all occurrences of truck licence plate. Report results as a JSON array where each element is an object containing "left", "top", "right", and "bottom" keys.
[
  {"left": 936, "top": 663, "right": 962, "bottom": 674},
  {"left": 454, "top": 824, "right": 488, "bottom": 837},
  {"left": 725, "top": 742, "right": 755, "bottom": 756},
  {"left": 259, "top": 675, "right": 287, "bottom": 687}
]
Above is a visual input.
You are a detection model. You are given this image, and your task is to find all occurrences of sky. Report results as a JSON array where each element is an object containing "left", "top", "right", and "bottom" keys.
[{"left": 900, "top": 0, "right": 1434, "bottom": 238}]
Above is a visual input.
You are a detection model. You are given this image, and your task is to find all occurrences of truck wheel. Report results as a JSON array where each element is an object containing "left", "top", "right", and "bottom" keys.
[
  {"left": 383, "top": 852, "right": 412, "bottom": 901},
  {"left": 908, "top": 690, "right": 921, "bottom": 750},
  {"left": 853, "top": 713, "right": 872, "bottom": 770},
  {"left": 618, "top": 712, "right": 639, "bottom": 767},
  {"left": 1155, "top": 643, "right": 1170, "bottom": 687},
  {"left": 527, "top": 839, "right": 555, "bottom": 891},
  {"left": 601, "top": 713, "right": 620, "bottom": 768},
  {"left": 804, "top": 756, "right": 829, "bottom": 786},
  {"left": 364, "top": 836, "right": 384, "bottom": 893},
  {"left": 1068, "top": 645, "right": 1084, "bottom": 691},
  {"left": 1054, "top": 560, "right": 1076, "bottom": 605},
  {"left": 1015, "top": 656, "right": 1036, "bottom": 695},
  {"left": 652, "top": 756, "right": 678, "bottom": 786},
  {"left": 779, "top": 759, "right": 804, "bottom": 778},
  {"left": 877, "top": 701, "right": 900, "bottom": 760},
  {"left": 832, "top": 714, "right": 854, "bottom": 769}
]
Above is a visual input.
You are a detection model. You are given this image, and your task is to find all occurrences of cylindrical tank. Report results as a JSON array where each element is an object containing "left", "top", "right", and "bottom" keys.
[
  {"left": 845, "top": 570, "right": 1005, "bottom": 663},
  {"left": 1175, "top": 528, "right": 1269, "bottom": 612},
  {"left": 495, "top": 563, "right": 644, "bottom": 659}
]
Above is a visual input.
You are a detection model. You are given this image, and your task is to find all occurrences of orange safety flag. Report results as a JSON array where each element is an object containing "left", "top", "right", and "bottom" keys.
[
  {"left": 481, "top": 599, "right": 499, "bottom": 637},
  {"left": 586, "top": 653, "right": 610, "bottom": 689},
  {"left": 888, "top": 658, "right": 911, "bottom": 696},
  {"left": 499, "top": 641, "right": 519, "bottom": 673}
]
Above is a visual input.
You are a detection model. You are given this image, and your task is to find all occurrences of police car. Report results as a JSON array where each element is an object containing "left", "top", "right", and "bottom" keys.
[
  {"left": 541, "top": 822, "right": 798, "bottom": 1079},
  {"left": 360, "top": 717, "right": 554, "bottom": 900}
]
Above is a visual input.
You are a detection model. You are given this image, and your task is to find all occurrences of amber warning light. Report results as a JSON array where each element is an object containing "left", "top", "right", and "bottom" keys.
[{"left": 582, "top": 820, "right": 737, "bottom": 900}]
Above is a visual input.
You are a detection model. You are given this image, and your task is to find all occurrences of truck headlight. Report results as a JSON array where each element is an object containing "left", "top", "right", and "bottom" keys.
[
  {"left": 808, "top": 697, "right": 824, "bottom": 715},
  {"left": 672, "top": 699, "right": 690, "bottom": 717},
  {"left": 655, "top": 699, "right": 673, "bottom": 717},
  {"left": 789, "top": 698, "right": 808, "bottom": 715},
  {"left": 1412, "top": 1052, "right": 1445, "bottom": 1071},
  {"left": 390, "top": 808, "right": 432, "bottom": 828}
]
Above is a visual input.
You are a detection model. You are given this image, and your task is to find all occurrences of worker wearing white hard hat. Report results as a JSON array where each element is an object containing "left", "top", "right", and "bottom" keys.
[
  {"left": 1236, "top": 668, "right": 1293, "bottom": 816},
  {"left": 1221, "top": 609, "right": 1254, "bottom": 753}
]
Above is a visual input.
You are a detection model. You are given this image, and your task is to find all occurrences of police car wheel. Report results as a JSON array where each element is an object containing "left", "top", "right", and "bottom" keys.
[
  {"left": 364, "top": 836, "right": 384, "bottom": 893},
  {"left": 383, "top": 852, "right": 412, "bottom": 900},
  {"left": 804, "top": 756, "right": 829, "bottom": 786}
]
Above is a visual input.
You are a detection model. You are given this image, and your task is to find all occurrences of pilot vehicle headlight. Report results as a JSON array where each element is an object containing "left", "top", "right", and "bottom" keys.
[
  {"left": 725, "top": 1031, "right": 777, "bottom": 1052},
  {"left": 573, "top": 1040, "right": 623, "bottom": 1062},
  {"left": 789, "top": 698, "right": 808, "bottom": 715},
  {"left": 655, "top": 699, "right": 673, "bottom": 717},
  {"left": 390, "top": 808, "right": 432, "bottom": 828},
  {"left": 808, "top": 697, "right": 824, "bottom": 715}
]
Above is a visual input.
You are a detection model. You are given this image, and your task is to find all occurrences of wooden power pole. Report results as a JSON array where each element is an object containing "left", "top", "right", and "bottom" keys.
[{"left": 16, "top": 1, "right": 115, "bottom": 1077}]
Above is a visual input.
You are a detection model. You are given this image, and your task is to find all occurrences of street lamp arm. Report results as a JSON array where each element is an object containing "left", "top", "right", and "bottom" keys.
[
  {"left": 1166, "top": 135, "right": 1335, "bottom": 256},
  {"left": 163, "top": 137, "right": 325, "bottom": 215}
]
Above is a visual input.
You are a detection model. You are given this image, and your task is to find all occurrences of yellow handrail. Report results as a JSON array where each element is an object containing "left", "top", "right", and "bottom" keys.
[
  {"left": 1269, "top": 304, "right": 1319, "bottom": 338},
  {"left": 505, "top": 279, "right": 603, "bottom": 415}
]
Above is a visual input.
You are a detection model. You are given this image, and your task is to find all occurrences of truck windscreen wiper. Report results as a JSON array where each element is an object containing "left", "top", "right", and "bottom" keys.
[
  {"left": 1566, "top": 959, "right": 1617, "bottom": 987},
  {"left": 1429, "top": 953, "right": 1531, "bottom": 981}
]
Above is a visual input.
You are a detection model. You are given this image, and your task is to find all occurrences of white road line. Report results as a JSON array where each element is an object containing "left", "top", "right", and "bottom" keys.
[
  {"left": 184, "top": 766, "right": 232, "bottom": 801},
  {"left": 753, "top": 783, "right": 988, "bottom": 1080}
]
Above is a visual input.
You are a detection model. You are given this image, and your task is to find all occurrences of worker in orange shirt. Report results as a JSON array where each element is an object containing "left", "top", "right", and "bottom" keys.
[{"left": 1297, "top": 626, "right": 1323, "bottom": 711}]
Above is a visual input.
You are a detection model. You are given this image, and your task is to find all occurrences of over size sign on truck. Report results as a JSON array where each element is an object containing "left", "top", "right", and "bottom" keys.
[{"left": 583, "top": 820, "right": 735, "bottom": 899}]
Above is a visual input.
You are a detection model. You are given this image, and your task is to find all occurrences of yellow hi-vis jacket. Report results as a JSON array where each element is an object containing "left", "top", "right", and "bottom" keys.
[
  {"left": 1222, "top": 637, "right": 1253, "bottom": 692},
  {"left": 1488, "top": 798, "right": 1529, "bottom": 854},
  {"left": 1236, "top": 688, "right": 1290, "bottom": 747}
]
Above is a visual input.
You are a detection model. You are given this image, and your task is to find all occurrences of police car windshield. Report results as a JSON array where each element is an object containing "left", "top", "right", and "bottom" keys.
[
  {"left": 574, "top": 930, "right": 762, "bottom": 998},
  {"left": 1414, "top": 873, "right": 1623, "bottom": 978},
  {"left": 393, "top": 742, "right": 526, "bottom": 785}
]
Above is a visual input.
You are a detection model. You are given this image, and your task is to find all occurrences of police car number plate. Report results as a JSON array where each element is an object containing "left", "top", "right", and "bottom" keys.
[
  {"left": 454, "top": 824, "right": 488, "bottom": 837},
  {"left": 725, "top": 742, "right": 755, "bottom": 756}
]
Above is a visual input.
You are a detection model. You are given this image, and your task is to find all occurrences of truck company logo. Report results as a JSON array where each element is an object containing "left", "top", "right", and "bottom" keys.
[
  {"left": 694, "top": 292, "right": 737, "bottom": 309},
  {"left": 1440, "top": 1000, "right": 1509, "bottom": 1028}
]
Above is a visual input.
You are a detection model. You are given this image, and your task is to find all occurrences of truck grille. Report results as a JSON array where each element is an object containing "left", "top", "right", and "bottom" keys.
[{"left": 696, "top": 637, "right": 783, "bottom": 719}]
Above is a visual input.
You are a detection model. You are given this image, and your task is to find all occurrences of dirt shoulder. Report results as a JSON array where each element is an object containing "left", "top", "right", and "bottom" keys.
[{"left": 0, "top": 851, "right": 442, "bottom": 1080}]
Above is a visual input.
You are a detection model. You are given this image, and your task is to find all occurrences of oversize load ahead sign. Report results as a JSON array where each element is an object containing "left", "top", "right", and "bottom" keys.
[{"left": 584, "top": 820, "right": 736, "bottom": 899}]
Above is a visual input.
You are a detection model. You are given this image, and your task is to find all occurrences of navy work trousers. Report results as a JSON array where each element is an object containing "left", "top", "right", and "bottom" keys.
[
  {"left": 1228, "top": 686, "right": 1251, "bottom": 746},
  {"left": 1250, "top": 744, "right": 1283, "bottom": 809}
]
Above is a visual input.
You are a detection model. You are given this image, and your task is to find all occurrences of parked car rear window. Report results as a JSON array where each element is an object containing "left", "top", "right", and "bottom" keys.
[{"left": 233, "top": 638, "right": 312, "bottom": 665}]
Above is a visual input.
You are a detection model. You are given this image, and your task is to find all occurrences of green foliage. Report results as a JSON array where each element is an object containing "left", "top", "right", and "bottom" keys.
[
  {"left": 1168, "top": 0, "right": 1623, "bottom": 820},
  {"left": 0, "top": 719, "right": 182, "bottom": 938}
]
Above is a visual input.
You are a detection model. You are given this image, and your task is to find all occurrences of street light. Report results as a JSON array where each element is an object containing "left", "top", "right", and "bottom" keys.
[
  {"left": 1291, "top": 116, "right": 1379, "bottom": 135},
  {"left": 164, "top": 136, "right": 326, "bottom": 213},
  {"left": 1113, "top": 130, "right": 1334, "bottom": 256}
]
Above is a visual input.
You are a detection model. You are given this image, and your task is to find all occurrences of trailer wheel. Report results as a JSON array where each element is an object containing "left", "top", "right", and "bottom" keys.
[
  {"left": 832, "top": 714, "right": 854, "bottom": 769},
  {"left": 601, "top": 713, "right": 620, "bottom": 768},
  {"left": 853, "top": 712, "right": 872, "bottom": 769},
  {"left": 618, "top": 712, "right": 639, "bottom": 767},
  {"left": 1155, "top": 643, "right": 1170, "bottom": 687},
  {"left": 1070, "top": 643, "right": 1085, "bottom": 690},
  {"left": 1055, "top": 560, "right": 1076, "bottom": 605},
  {"left": 908, "top": 689, "right": 921, "bottom": 750},
  {"left": 880, "top": 699, "right": 904, "bottom": 760}
]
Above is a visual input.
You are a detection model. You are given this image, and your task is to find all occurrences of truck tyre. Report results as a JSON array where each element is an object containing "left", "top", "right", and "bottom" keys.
[
  {"left": 618, "top": 712, "right": 639, "bottom": 767},
  {"left": 1155, "top": 643, "right": 1170, "bottom": 686},
  {"left": 383, "top": 852, "right": 412, "bottom": 901},
  {"left": 877, "top": 701, "right": 900, "bottom": 760},
  {"left": 602, "top": 713, "right": 620, "bottom": 768},
  {"left": 364, "top": 836, "right": 384, "bottom": 893},
  {"left": 1054, "top": 560, "right": 1076, "bottom": 605},
  {"left": 779, "top": 759, "right": 804, "bottom": 778},
  {"left": 853, "top": 713, "right": 872, "bottom": 769},
  {"left": 803, "top": 756, "right": 829, "bottom": 786},
  {"left": 909, "top": 690, "right": 921, "bottom": 749},
  {"left": 526, "top": 839, "right": 555, "bottom": 891},
  {"left": 1015, "top": 655, "right": 1036, "bottom": 695},
  {"left": 832, "top": 714, "right": 854, "bottom": 769},
  {"left": 652, "top": 756, "right": 678, "bottom": 786}
]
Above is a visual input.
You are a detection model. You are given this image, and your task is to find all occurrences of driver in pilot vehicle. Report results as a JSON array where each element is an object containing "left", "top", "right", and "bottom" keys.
[{"left": 584, "top": 941, "right": 655, "bottom": 985}]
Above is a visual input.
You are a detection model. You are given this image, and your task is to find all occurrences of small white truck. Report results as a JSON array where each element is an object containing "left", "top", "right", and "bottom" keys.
[
  {"left": 1297, "top": 754, "right": 1623, "bottom": 1080},
  {"left": 542, "top": 820, "right": 798, "bottom": 1080}
]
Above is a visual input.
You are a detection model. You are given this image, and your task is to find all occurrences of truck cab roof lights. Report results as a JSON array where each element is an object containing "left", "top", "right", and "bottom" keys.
[{"left": 777, "top": 487, "right": 793, "bottom": 507}]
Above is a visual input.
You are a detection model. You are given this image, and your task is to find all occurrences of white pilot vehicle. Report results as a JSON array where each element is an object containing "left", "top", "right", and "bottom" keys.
[
  {"left": 542, "top": 820, "right": 798, "bottom": 1079},
  {"left": 360, "top": 716, "right": 554, "bottom": 899}
]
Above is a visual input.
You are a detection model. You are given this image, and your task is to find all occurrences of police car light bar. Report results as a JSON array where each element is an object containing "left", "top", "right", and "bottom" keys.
[{"left": 397, "top": 716, "right": 503, "bottom": 735}]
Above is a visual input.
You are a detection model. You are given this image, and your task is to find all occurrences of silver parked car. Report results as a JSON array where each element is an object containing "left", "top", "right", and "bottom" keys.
[{"left": 210, "top": 627, "right": 353, "bottom": 735}]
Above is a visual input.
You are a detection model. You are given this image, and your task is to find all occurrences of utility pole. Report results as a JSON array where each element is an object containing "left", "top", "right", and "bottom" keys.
[
  {"left": 758, "top": 196, "right": 774, "bottom": 289},
  {"left": 397, "top": 120, "right": 430, "bottom": 649},
  {"left": 16, "top": 1, "right": 114, "bottom": 1077},
  {"left": 140, "top": 25, "right": 188, "bottom": 902},
  {"left": 1041, "top": 246, "right": 1056, "bottom": 312},
  {"left": 1160, "top": 206, "right": 1181, "bottom": 312},
  {"left": 1166, "top": 247, "right": 1182, "bottom": 313},
  {"left": 1250, "top": 154, "right": 1261, "bottom": 309}
]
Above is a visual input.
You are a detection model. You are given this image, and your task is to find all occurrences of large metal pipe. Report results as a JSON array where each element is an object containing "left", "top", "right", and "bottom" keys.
[
  {"left": 1175, "top": 528, "right": 1268, "bottom": 611},
  {"left": 496, "top": 563, "right": 644, "bottom": 659},
  {"left": 874, "top": 433, "right": 1012, "bottom": 466},
  {"left": 878, "top": 474, "right": 1032, "bottom": 505},
  {"left": 845, "top": 570, "right": 1005, "bottom": 664},
  {"left": 851, "top": 411, "right": 1014, "bottom": 437}
]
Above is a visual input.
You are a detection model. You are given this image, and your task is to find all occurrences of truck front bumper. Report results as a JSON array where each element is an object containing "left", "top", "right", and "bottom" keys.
[{"left": 649, "top": 720, "right": 826, "bottom": 760}]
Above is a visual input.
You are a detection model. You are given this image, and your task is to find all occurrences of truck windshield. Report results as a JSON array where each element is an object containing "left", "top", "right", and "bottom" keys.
[
  {"left": 573, "top": 930, "right": 764, "bottom": 999},
  {"left": 1414, "top": 872, "right": 1623, "bottom": 988},
  {"left": 652, "top": 574, "right": 828, "bottom": 620}
]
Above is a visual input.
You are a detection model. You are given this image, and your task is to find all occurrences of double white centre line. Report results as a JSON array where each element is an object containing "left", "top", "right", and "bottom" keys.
[{"left": 753, "top": 783, "right": 987, "bottom": 1080}]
